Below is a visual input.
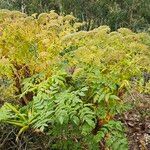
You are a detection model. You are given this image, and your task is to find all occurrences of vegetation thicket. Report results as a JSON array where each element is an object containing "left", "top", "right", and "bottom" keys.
[
  {"left": 0, "top": 0, "right": 150, "bottom": 31},
  {"left": 0, "top": 10, "right": 150, "bottom": 149}
]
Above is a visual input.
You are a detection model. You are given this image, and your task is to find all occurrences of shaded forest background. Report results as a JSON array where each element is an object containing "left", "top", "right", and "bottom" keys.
[{"left": 0, "top": 0, "right": 150, "bottom": 31}]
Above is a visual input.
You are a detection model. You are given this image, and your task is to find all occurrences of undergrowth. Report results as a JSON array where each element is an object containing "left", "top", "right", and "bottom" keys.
[{"left": 0, "top": 10, "right": 150, "bottom": 150}]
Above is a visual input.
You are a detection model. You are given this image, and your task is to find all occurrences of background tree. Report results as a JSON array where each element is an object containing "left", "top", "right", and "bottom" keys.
[{"left": 0, "top": 0, "right": 150, "bottom": 31}]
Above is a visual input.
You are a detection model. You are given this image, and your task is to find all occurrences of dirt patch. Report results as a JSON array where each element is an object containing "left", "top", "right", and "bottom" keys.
[{"left": 121, "top": 92, "right": 150, "bottom": 150}]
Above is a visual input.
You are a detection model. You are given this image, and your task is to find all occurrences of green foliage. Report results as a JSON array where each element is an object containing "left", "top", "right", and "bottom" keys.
[
  {"left": 94, "top": 120, "right": 128, "bottom": 149},
  {"left": 0, "top": 71, "right": 129, "bottom": 149},
  {"left": 0, "top": 10, "right": 150, "bottom": 149}
]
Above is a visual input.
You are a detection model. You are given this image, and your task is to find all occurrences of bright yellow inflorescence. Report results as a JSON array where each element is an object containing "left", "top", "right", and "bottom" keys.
[{"left": 0, "top": 10, "right": 150, "bottom": 100}]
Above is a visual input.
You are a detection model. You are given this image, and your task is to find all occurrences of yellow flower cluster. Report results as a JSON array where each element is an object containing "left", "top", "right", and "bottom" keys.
[{"left": 0, "top": 10, "right": 150, "bottom": 101}]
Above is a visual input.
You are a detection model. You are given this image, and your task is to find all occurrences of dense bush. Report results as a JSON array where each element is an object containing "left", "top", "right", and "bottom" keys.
[
  {"left": 0, "top": 0, "right": 150, "bottom": 31},
  {"left": 0, "top": 10, "right": 150, "bottom": 149}
]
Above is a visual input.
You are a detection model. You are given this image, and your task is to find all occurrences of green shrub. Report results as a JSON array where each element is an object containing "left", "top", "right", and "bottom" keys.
[{"left": 0, "top": 10, "right": 150, "bottom": 149}]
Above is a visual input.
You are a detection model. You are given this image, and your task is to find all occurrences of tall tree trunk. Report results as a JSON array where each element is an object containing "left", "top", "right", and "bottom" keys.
[
  {"left": 57, "top": 0, "right": 63, "bottom": 14},
  {"left": 21, "top": 0, "right": 26, "bottom": 13}
]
